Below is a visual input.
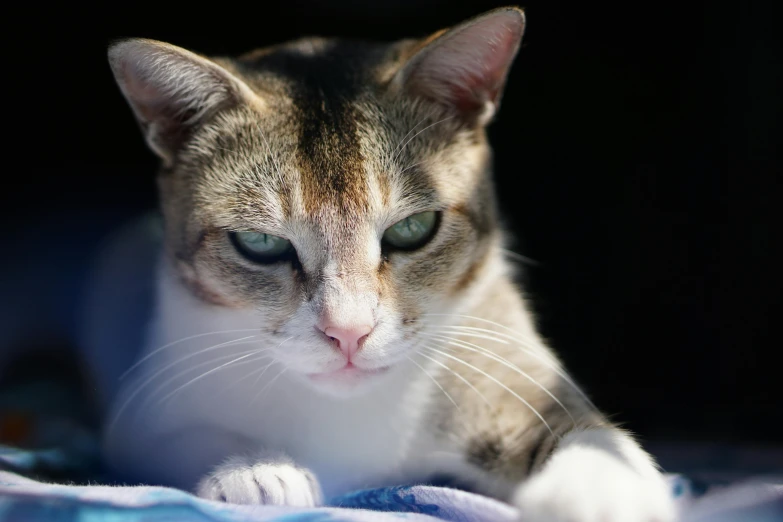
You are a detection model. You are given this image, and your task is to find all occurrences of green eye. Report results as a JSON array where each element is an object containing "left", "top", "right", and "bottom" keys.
[
  {"left": 382, "top": 211, "right": 439, "bottom": 251},
  {"left": 230, "top": 231, "right": 293, "bottom": 263}
]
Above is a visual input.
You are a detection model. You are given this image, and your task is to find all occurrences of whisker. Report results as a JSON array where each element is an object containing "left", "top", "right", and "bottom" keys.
[
  {"left": 388, "top": 115, "right": 430, "bottom": 165},
  {"left": 436, "top": 328, "right": 510, "bottom": 345},
  {"left": 250, "top": 357, "right": 278, "bottom": 389},
  {"left": 256, "top": 123, "right": 286, "bottom": 184},
  {"left": 210, "top": 360, "right": 279, "bottom": 404},
  {"left": 421, "top": 313, "right": 596, "bottom": 408},
  {"left": 398, "top": 159, "right": 427, "bottom": 176},
  {"left": 422, "top": 314, "right": 547, "bottom": 349},
  {"left": 139, "top": 347, "right": 272, "bottom": 412},
  {"left": 435, "top": 325, "right": 566, "bottom": 370},
  {"left": 420, "top": 345, "right": 554, "bottom": 437},
  {"left": 414, "top": 350, "right": 492, "bottom": 408},
  {"left": 391, "top": 115, "right": 455, "bottom": 167},
  {"left": 108, "top": 336, "right": 259, "bottom": 431},
  {"left": 406, "top": 354, "right": 462, "bottom": 414},
  {"left": 406, "top": 354, "right": 476, "bottom": 436},
  {"left": 155, "top": 350, "right": 270, "bottom": 407},
  {"left": 423, "top": 333, "right": 575, "bottom": 425},
  {"left": 121, "top": 330, "right": 260, "bottom": 379},
  {"left": 243, "top": 360, "right": 278, "bottom": 387},
  {"left": 251, "top": 367, "right": 288, "bottom": 405},
  {"left": 428, "top": 324, "right": 596, "bottom": 410},
  {"left": 250, "top": 336, "right": 291, "bottom": 388},
  {"left": 500, "top": 248, "right": 540, "bottom": 267}
]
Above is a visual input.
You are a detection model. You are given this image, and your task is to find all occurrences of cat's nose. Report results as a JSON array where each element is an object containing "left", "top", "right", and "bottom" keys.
[{"left": 321, "top": 324, "right": 373, "bottom": 359}]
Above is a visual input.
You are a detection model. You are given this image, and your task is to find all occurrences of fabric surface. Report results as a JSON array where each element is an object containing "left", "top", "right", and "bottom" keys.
[
  {"left": 1, "top": 459, "right": 781, "bottom": 521},
  {"left": 0, "top": 409, "right": 781, "bottom": 522}
]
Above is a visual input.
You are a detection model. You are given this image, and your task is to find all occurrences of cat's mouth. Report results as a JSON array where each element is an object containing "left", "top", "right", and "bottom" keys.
[{"left": 306, "top": 362, "right": 389, "bottom": 382}]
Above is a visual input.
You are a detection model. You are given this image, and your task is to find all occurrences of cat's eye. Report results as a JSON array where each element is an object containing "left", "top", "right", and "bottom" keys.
[
  {"left": 382, "top": 211, "right": 439, "bottom": 251},
  {"left": 230, "top": 231, "right": 294, "bottom": 264}
]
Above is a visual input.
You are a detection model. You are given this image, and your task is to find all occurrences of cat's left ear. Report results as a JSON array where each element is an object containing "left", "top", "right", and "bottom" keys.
[{"left": 391, "top": 7, "right": 525, "bottom": 125}]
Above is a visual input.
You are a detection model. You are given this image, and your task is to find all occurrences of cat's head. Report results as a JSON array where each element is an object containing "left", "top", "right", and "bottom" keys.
[{"left": 109, "top": 7, "right": 525, "bottom": 397}]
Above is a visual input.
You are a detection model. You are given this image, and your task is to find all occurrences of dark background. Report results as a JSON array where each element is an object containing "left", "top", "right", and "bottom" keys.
[{"left": 3, "top": 0, "right": 781, "bottom": 455}]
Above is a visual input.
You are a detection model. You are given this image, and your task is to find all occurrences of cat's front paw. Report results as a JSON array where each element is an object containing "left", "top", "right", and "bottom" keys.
[
  {"left": 512, "top": 446, "right": 675, "bottom": 522},
  {"left": 196, "top": 452, "right": 322, "bottom": 506}
]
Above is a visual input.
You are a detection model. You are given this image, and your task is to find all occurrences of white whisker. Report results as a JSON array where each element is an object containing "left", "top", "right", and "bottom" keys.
[
  {"left": 139, "top": 348, "right": 272, "bottom": 412},
  {"left": 156, "top": 350, "right": 269, "bottom": 407},
  {"left": 437, "top": 327, "right": 595, "bottom": 411},
  {"left": 424, "top": 333, "right": 575, "bottom": 425},
  {"left": 211, "top": 360, "right": 278, "bottom": 402},
  {"left": 420, "top": 345, "right": 554, "bottom": 437},
  {"left": 414, "top": 350, "right": 492, "bottom": 408},
  {"left": 398, "top": 159, "right": 427, "bottom": 175},
  {"left": 108, "top": 336, "right": 259, "bottom": 431},
  {"left": 391, "top": 115, "right": 455, "bottom": 167},
  {"left": 421, "top": 314, "right": 596, "bottom": 409},
  {"left": 250, "top": 358, "right": 278, "bottom": 389},
  {"left": 251, "top": 336, "right": 292, "bottom": 388},
  {"left": 388, "top": 115, "right": 430, "bottom": 165},
  {"left": 256, "top": 124, "right": 285, "bottom": 185},
  {"left": 251, "top": 367, "right": 288, "bottom": 405},
  {"left": 121, "top": 330, "right": 260, "bottom": 379},
  {"left": 501, "top": 248, "right": 540, "bottom": 266},
  {"left": 406, "top": 354, "right": 462, "bottom": 414}
]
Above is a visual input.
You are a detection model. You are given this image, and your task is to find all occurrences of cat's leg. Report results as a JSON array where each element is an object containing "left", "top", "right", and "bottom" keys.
[
  {"left": 105, "top": 424, "right": 322, "bottom": 507},
  {"left": 511, "top": 426, "right": 675, "bottom": 522}
]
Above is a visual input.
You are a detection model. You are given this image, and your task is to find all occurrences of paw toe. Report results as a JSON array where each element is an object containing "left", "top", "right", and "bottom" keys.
[{"left": 196, "top": 457, "right": 322, "bottom": 507}]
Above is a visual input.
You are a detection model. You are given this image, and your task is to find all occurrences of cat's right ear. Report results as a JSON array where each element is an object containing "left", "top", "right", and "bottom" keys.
[
  {"left": 391, "top": 7, "right": 525, "bottom": 126},
  {"left": 108, "top": 39, "right": 256, "bottom": 166}
]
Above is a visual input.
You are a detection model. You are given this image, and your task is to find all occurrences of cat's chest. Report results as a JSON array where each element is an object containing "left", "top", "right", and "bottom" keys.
[{"left": 204, "top": 368, "right": 430, "bottom": 496}]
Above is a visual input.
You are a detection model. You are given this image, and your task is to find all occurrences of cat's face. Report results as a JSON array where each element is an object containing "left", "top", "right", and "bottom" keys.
[{"left": 110, "top": 8, "right": 525, "bottom": 396}]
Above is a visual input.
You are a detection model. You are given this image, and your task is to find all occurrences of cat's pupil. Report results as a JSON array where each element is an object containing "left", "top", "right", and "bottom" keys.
[{"left": 252, "top": 234, "right": 273, "bottom": 248}]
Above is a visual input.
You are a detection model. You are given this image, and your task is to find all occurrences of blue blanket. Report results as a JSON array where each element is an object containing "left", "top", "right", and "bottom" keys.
[{"left": 0, "top": 451, "right": 781, "bottom": 522}]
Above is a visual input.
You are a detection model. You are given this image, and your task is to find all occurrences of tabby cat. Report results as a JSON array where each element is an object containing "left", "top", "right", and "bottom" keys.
[{"left": 91, "top": 7, "right": 674, "bottom": 521}]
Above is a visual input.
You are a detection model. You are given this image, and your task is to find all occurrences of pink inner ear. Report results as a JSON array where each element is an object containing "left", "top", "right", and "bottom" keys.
[
  {"left": 451, "top": 23, "right": 521, "bottom": 112},
  {"left": 407, "top": 11, "right": 524, "bottom": 114},
  {"left": 122, "top": 65, "right": 170, "bottom": 123}
]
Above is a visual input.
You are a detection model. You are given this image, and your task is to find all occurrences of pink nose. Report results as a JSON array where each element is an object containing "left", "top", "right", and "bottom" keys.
[{"left": 322, "top": 325, "right": 372, "bottom": 358}]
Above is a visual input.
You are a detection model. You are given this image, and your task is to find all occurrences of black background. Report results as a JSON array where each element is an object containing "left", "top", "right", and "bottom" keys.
[{"left": 3, "top": 0, "right": 781, "bottom": 448}]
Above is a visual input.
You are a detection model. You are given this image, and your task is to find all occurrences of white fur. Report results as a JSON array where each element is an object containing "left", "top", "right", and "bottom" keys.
[
  {"left": 101, "top": 255, "right": 440, "bottom": 499},
  {"left": 196, "top": 451, "right": 322, "bottom": 506},
  {"left": 513, "top": 428, "right": 676, "bottom": 522}
]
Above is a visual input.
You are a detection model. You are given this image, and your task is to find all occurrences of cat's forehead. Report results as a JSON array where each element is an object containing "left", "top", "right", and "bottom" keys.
[
  {"left": 184, "top": 39, "right": 474, "bottom": 231},
  {"left": 187, "top": 102, "right": 442, "bottom": 231}
]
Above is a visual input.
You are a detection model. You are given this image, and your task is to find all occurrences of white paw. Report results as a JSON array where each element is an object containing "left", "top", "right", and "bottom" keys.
[
  {"left": 513, "top": 443, "right": 675, "bottom": 522},
  {"left": 196, "top": 452, "right": 322, "bottom": 506}
]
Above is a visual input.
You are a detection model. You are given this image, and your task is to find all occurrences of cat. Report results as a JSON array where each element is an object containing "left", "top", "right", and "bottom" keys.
[{"left": 88, "top": 6, "right": 675, "bottom": 521}]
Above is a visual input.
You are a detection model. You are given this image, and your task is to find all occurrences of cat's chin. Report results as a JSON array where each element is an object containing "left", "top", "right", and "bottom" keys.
[{"left": 298, "top": 363, "right": 392, "bottom": 398}]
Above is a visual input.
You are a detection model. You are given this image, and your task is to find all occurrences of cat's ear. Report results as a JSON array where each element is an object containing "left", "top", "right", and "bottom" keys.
[
  {"left": 392, "top": 7, "right": 525, "bottom": 125},
  {"left": 108, "top": 39, "right": 256, "bottom": 165}
]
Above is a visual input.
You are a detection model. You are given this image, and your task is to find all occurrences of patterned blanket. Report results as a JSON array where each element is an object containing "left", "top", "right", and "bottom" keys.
[
  {"left": 0, "top": 367, "right": 780, "bottom": 521},
  {"left": 1, "top": 450, "right": 781, "bottom": 522}
]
